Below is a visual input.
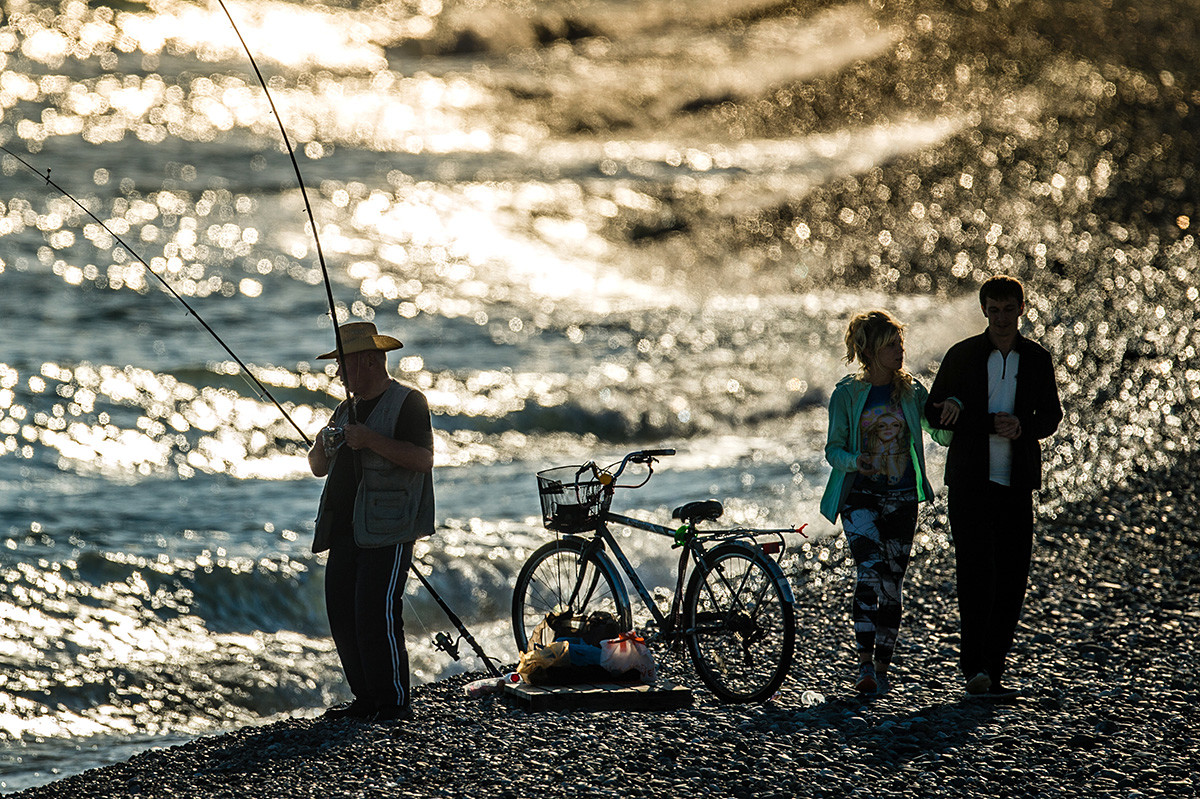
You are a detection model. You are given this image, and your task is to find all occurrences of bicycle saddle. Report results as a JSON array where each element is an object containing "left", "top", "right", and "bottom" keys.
[{"left": 672, "top": 499, "right": 724, "bottom": 524}]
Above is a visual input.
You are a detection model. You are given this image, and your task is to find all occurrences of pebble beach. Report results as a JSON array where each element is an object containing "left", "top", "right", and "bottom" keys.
[{"left": 11, "top": 455, "right": 1198, "bottom": 799}]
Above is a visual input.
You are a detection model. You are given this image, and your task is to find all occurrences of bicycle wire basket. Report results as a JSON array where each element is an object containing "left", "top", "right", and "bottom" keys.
[{"left": 536, "top": 465, "right": 611, "bottom": 533}]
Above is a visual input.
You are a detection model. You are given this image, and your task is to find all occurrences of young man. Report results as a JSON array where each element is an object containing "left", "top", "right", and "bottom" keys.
[
  {"left": 308, "top": 322, "right": 435, "bottom": 722},
  {"left": 925, "top": 276, "right": 1062, "bottom": 698}
]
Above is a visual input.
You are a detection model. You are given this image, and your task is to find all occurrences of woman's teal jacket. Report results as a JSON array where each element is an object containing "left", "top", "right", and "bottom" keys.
[{"left": 820, "top": 375, "right": 952, "bottom": 524}]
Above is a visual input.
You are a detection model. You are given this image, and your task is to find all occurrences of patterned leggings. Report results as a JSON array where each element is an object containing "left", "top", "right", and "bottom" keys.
[{"left": 841, "top": 490, "right": 918, "bottom": 669}]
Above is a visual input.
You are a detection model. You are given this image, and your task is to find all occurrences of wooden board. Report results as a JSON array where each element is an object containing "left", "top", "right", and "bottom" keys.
[{"left": 503, "top": 680, "right": 693, "bottom": 712}]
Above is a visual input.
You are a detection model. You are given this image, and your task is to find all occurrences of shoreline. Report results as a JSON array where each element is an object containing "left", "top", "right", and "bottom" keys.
[{"left": 10, "top": 463, "right": 1199, "bottom": 799}]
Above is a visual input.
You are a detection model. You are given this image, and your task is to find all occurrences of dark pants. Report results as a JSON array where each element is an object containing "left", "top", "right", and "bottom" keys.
[
  {"left": 947, "top": 482, "right": 1034, "bottom": 685},
  {"left": 325, "top": 535, "right": 414, "bottom": 710}
]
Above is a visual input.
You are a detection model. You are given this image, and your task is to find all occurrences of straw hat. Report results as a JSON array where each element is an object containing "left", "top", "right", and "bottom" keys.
[{"left": 315, "top": 322, "right": 403, "bottom": 359}]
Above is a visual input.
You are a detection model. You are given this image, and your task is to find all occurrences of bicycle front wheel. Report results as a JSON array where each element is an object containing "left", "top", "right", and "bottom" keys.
[
  {"left": 684, "top": 543, "right": 795, "bottom": 703},
  {"left": 512, "top": 536, "right": 632, "bottom": 653}
]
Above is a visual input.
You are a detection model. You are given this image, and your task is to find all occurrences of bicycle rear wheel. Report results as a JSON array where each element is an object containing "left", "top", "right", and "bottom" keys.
[
  {"left": 684, "top": 543, "right": 795, "bottom": 703},
  {"left": 511, "top": 536, "right": 632, "bottom": 653}
]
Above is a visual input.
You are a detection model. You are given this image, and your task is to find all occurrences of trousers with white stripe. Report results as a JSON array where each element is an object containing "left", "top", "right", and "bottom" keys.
[{"left": 325, "top": 535, "right": 414, "bottom": 711}]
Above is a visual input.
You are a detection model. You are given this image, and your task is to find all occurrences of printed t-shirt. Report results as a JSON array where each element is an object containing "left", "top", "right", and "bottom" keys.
[{"left": 852, "top": 384, "right": 915, "bottom": 492}]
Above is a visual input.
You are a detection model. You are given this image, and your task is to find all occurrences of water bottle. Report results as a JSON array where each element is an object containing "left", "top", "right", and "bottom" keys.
[{"left": 464, "top": 672, "right": 521, "bottom": 699}]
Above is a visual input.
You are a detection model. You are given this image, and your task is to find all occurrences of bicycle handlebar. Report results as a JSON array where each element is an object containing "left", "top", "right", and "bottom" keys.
[
  {"left": 629, "top": 448, "right": 676, "bottom": 463},
  {"left": 577, "top": 448, "right": 676, "bottom": 486},
  {"left": 615, "top": 447, "right": 675, "bottom": 475}
]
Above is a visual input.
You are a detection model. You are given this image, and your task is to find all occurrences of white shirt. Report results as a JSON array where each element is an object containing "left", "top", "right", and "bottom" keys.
[{"left": 988, "top": 349, "right": 1019, "bottom": 485}]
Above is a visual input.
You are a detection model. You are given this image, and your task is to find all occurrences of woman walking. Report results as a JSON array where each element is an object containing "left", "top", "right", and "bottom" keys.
[{"left": 820, "top": 310, "right": 956, "bottom": 693}]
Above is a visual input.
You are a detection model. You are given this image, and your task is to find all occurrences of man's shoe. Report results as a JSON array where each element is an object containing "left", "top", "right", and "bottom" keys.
[
  {"left": 372, "top": 704, "right": 414, "bottom": 723},
  {"left": 854, "top": 663, "right": 877, "bottom": 694},
  {"left": 965, "top": 671, "right": 992, "bottom": 696},
  {"left": 322, "top": 699, "right": 374, "bottom": 720}
]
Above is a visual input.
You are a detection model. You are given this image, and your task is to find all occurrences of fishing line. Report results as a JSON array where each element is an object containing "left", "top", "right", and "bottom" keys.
[
  {"left": 214, "top": 0, "right": 350, "bottom": 409},
  {"left": 0, "top": 142, "right": 314, "bottom": 447}
]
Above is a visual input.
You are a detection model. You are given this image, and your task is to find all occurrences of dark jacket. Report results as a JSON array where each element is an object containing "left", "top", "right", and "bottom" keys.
[{"left": 924, "top": 330, "right": 1062, "bottom": 490}]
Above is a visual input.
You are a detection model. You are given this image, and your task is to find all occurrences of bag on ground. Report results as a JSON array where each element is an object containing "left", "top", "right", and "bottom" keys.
[
  {"left": 600, "top": 631, "right": 656, "bottom": 682},
  {"left": 516, "top": 641, "right": 569, "bottom": 682},
  {"left": 527, "top": 610, "right": 623, "bottom": 651}
]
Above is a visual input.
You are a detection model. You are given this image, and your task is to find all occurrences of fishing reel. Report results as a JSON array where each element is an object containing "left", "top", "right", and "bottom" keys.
[
  {"left": 321, "top": 425, "right": 345, "bottom": 457},
  {"left": 432, "top": 631, "right": 462, "bottom": 661}
]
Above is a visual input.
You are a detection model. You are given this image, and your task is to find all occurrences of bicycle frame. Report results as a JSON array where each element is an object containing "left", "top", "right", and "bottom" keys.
[
  {"left": 575, "top": 509, "right": 798, "bottom": 642},
  {"left": 596, "top": 511, "right": 694, "bottom": 639}
]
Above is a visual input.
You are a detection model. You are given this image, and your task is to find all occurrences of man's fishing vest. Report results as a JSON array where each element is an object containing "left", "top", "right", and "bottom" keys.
[{"left": 312, "top": 380, "right": 435, "bottom": 553}]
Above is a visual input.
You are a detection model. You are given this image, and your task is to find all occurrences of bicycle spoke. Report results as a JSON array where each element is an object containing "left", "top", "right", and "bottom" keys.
[
  {"left": 569, "top": 561, "right": 605, "bottom": 609},
  {"left": 512, "top": 539, "right": 630, "bottom": 652}
]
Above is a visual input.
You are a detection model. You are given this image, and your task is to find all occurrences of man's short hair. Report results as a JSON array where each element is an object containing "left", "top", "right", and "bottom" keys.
[{"left": 979, "top": 275, "right": 1024, "bottom": 306}]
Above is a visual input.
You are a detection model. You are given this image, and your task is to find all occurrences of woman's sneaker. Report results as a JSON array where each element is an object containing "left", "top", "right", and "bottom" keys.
[
  {"left": 854, "top": 662, "right": 878, "bottom": 694},
  {"left": 873, "top": 664, "right": 890, "bottom": 694}
]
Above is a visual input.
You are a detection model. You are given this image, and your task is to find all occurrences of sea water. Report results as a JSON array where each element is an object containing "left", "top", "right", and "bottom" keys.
[{"left": 2, "top": 0, "right": 1199, "bottom": 791}]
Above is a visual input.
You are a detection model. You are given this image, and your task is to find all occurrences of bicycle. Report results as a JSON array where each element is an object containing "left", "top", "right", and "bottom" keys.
[{"left": 512, "top": 448, "right": 806, "bottom": 703}]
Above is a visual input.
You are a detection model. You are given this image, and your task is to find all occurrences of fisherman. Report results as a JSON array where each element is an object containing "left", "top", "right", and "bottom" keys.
[{"left": 308, "top": 322, "right": 435, "bottom": 722}]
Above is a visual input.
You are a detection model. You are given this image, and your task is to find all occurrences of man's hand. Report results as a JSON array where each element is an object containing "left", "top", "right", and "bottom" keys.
[
  {"left": 933, "top": 399, "right": 961, "bottom": 426},
  {"left": 339, "top": 423, "right": 434, "bottom": 473},
  {"left": 994, "top": 412, "right": 1022, "bottom": 440},
  {"left": 308, "top": 428, "right": 333, "bottom": 477},
  {"left": 343, "top": 423, "right": 381, "bottom": 451}
]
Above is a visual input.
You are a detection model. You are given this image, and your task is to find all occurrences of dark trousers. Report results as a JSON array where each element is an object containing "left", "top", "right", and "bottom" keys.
[
  {"left": 947, "top": 482, "right": 1034, "bottom": 684},
  {"left": 325, "top": 535, "right": 414, "bottom": 710}
]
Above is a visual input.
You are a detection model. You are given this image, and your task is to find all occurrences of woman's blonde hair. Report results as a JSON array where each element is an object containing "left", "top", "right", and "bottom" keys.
[{"left": 844, "top": 309, "right": 913, "bottom": 398}]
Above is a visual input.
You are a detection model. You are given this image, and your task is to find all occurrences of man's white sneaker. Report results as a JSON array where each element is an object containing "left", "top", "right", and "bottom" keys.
[{"left": 965, "top": 671, "right": 992, "bottom": 695}]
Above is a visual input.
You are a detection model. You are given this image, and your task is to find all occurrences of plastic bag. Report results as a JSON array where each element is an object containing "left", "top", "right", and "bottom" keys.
[
  {"left": 516, "top": 641, "right": 570, "bottom": 682},
  {"left": 600, "top": 631, "right": 656, "bottom": 682}
]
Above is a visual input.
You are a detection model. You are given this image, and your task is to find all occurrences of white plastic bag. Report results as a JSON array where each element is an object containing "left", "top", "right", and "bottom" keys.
[{"left": 599, "top": 631, "right": 656, "bottom": 682}]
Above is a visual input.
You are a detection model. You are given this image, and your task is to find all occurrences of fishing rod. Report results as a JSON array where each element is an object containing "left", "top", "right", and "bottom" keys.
[
  {"left": 214, "top": 0, "right": 349, "bottom": 409},
  {"left": 0, "top": 142, "right": 314, "bottom": 447},
  {"left": 414, "top": 563, "right": 503, "bottom": 677},
  {"left": 1, "top": 145, "right": 500, "bottom": 675},
  {"left": 217, "top": 0, "right": 501, "bottom": 673}
]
